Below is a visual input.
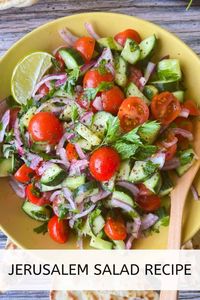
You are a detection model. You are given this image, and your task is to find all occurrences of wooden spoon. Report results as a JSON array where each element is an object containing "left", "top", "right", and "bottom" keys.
[{"left": 160, "top": 120, "right": 200, "bottom": 300}]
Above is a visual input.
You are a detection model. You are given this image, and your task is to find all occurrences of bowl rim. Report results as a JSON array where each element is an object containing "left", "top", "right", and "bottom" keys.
[{"left": 0, "top": 11, "right": 200, "bottom": 249}]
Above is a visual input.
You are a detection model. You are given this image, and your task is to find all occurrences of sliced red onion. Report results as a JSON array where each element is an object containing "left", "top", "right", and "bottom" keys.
[
  {"left": 148, "top": 153, "right": 166, "bottom": 169},
  {"left": 163, "top": 157, "right": 180, "bottom": 170},
  {"left": 69, "top": 218, "right": 75, "bottom": 229},
  {"left": 50, "top": 190, "right": 62, "bottom": 202},
  {"left": 52, "top": 45, "right": 66, "bottom": 55},
  {"left": 77, "top": 235, "right": 83, "bottom": 249},
  {"left": 69, "top": 159, "right": 89, "bottom": 176},
  {"left": 63, "top": 187, "right": 76, "bottom": 210},
  {"left": 73, "top": 204, "right": 96, "bottom": 219},
  {"left": 116, "top": 181, "right": 139, "bottom": 197},
  {"left": 80, "top": 60, "right": 96, "bottom": 74},
  {"left": 56, "top": 132, "right": 75, "bottom": 156},
  {"left": 33, "top": 94, "right": 44, "bottom": 101},
  {"left": 32, "top": 74, "right": 67, "bottom": 97},
  {"left": 144, "top": 62, "right": 156, "bottom": 84},
  {"left": 92, "top": 96, "right": 103, "bottom": 111},
  {"left": 110, "top": 198, "right": 133, "bottom": 212},
  {"left": 59, "top": 147, "right": 70, "bottom": 168},
  {"left": 141, "top": 213, "right": 159, "bottom": 230},
  {"left": 0, "top": 110, "right": 10, "bottom": 142},
  {"left": 125, "top": 218, "right": 141, "bottom": 249},
  {"left": 191, "top": 185, "right": 200, "bottom": 201},
  {"left": 59, "top": 28, "right": 78, "bottom": 46},
  {"left": 106, "top": 62, "right": 115, "bottom": 77},
  {"left": 80, "top": 111, "right": 93, "bottom": 126},
  {"left": 162, "top": 137, "right": 178, "bottom": 148},
  {"left": 9, "top": 176, "right": 25, "bottom": 199},
  {"left": 14, "top": 119, "right": 24, "bottom": 155},
  {"left": 179, "top": 108, "right": 189, "bottom": 118},
  {"left": 94, "top": 47, "right": 113, "bottom": 68},
  {"left": 37, "top": 161, "right": 54, "bottom": 176},
  {"left": 139, "top": 76, "right": 146, "bottom": 89},
  {"left": 55, "top": 77, "right": 67, "bottom": 88},
  {"left": 90, "top": 190, "right": 111, "bottom": 203},
  {"left": 125, "top": 235, "right": 134, "bottom": 250},
  {"left": 74, "top": 143, "right": 86, "bottom": 159},
  {"left": 84, "top": 22, "right": 100, "bottom": 40},
  {"left": 172, "top": 127, "right": 193, "bottom": 141},
  {"left": 27, "top": 153, "right": 43, "bottom": 170}
]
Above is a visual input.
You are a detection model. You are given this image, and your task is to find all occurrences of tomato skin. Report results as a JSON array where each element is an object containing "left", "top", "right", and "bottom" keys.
[
  {"left": 9, "top": 108, "right": 20, "bottom": 129},
  {"left": 48, "top": 215, "right": 69, "bottom": 244},
  {"left": 102, "top": 86, "right": 125, "bottom": 115},
  {"left": 173, "top": 117, "right": 193, "bottom": 150},
  {"left": 137, "top": 183, "right": 153, "bottom": 196},
  {"left": 73, "top": 37, "right": 95, "bottom": 62},
  {"left": 151, "top": 92, "right": 181, "bottom": 125},
  {"left": 157, "top": 131, "right": 177, "bottom": 161},
  {"left": 54, "top": 51, "right": 65, "bottom": 70},
  {"left": 66, "top": 143, "right": 78, "bottom": 161},
  {"left": 118, "top": 96, "right": 149, "bottom": 132},
  {"left": 114, "top": 29, "right": 142, "bottom": 46},
  {"left": 14, "top": 164, "right": 35, "bottom": 183},
  {"left": 128, "top": 66, "right": 143, "bottom": 89},
  {"left": 89, "top": 146, "right": 120, "bottom": 181},
  {"left": 136, "top": 195, "right": 161, "bottom": 212},
  {"left": 83, "top": 69, "right": 114, "bottom": 88},
  {"left": 26, "top": 183, "right": 49, "bottom": 206},
  {"left": 28, "top": 112, "right": 63, "bottom": 145},
  {"left": 104, "top": 217, "right": 127, "bottom": 241},
  {"left": 182, "top": 100, "right": 200, "bottom": 116},
  {"left": 37, "top": 83, "right": 49, "bottom": 96}
]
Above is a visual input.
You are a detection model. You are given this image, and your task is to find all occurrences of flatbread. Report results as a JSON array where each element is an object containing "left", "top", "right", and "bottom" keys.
[{"left": 0, "top": 0, "right": 38, "bottom": 10}]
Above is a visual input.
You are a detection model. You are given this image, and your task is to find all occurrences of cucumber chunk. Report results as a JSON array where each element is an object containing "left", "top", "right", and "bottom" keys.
[
  {"left": 172, "top": 91, "right": 185, "bottom": 103},
  {"left": 114, "top": 55, "right": 128, "bottom": 87},
  {"left": 59, "top": 102, "right": 75, "bottom": 121},
  {"left": 121, "top": 38, "right": 141, "bottom": 65},
  {"left": 116, "top": 160, "right": 131, "bottom": 181},
  {"left": 31, "top": 142, "right": 49, "bottom": 153},
  {"left": 102, "top": 173, "right": 116, "bottom": 192},
  {"left": 126, "top": 82, "right": 150, "bottom": 104},
  {"left": 91, "top": 215, "right": 105, "bottom": 236},
  {"left": 90, "top": 236, "right": 113, "bottom": 250},
  {"left": 62, "top": 175, "right": 86, "bottom": 191},
  {"left": 150, "top": 79, "right": 179, "bottom": 92},
  {"left": 176, "top": 149, "right": 196, "bottom": 176},
  {"left": 21, "top": 107, "right": 37, "bottom": 128},
  {"left": 22, "top": 201, "right": 51, "bottom": 221},
  {"left": 74, "top": 181, "right": 99, "bottom": 203},
  {"left": 143, "top": 172, "right": 162, "bottom": 194},
  {"left": 75, "top": 123, "right": 101, "bottom": 146},
  {"left": 58, "top": 48, "right": 84, "bottom": 69},
  {"left": 112, "top": 190, "right": 134, "bottom": 207},
  {"left": 138, "top": 121, "right": 161, "bottom": 145},
  {"left": 157, "top": 59, "right": 182, "bottom": 81},
  {"left": 0, "top": 156, "right": 14, "bottom": 177},
  {"left": 40, "top": 184, "right": 62, "bottom": 192},
  {"left": 98, "top": 37, "right": 122, "bottom": 51},
  {"left": 143, "top": 85, "right": 158, "bottom": 100},
  {"left": 139, "top": 35, "right": 157, "bottom": 61},
  {"left": 113, "top": 240, "right": 125, "bottom": 249},
  {"left": 40, "top": 163, "right": 66, "bottom": 186},
  {"left": 91, "top": 111, "right": 112, "bottom": 139},
  {"left": 129, "top": 161, "right": 153, "bottom": 183},
  {"left": 76, "top": 138, "right": 92, "bottom": 151},
  {"left": 159, "top": 172, "right": 173, "bottom": 197}
]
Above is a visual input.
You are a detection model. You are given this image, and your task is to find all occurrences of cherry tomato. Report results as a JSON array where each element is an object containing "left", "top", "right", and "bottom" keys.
[
  {"left": 156, "top": 131, "right": 177, "bottom": 161},
  {"left": 89, "top": 146, "right": 120, "bottom": 181},
  {"left": 104, "top": 217, "right": 127, "bottom": 241},
  {"left": 28, "top": 112, "right": 63, "bottom": 145},
  {"left": 77, "top": 92, "right": 98, "bottom": 113},
  {"left": 102, "top": 86, "right": 125, "bottom": 115},
  {"left": 83, "top": 69, "right": 114, "bottom": 88},
  {"left": 137, "top": 183, "right": 153, "bottom": 196},
  {"left": 66, "top": 143, "right": 78, "bottom": 161},
  {"left": 37, "top": 83, "right": 49, "bottom": 96},
  {"left": 26, "top": 183, "right": 49, "bottom": 206},
  {"left": 14, "top": 164, "right": 35, "bottom": 183},
  {"left": 151, "top": 92, "right": 181, "bottom": 125},
  {"left": 182, "top": 100, "right": 200, "bottom": 116},
  {"left": 114, "top": 29, "right": 142, "bottom": 46},
  {"left": 9, "top": 108, "right": 20, "bottom": 129},
  {"left": 48, "top": 215, "right": 69, "bottom": 244},
  {"left": 136, "top": 195, "right": 161, "bottom": 212},
  {"left": 73, "top": 37, "right": 95, "bottom": 62},
  {"left": 54, "top": 51, "right": 65, "bottom": 70},
  {"left": 118, "top": 97, "right": 149, "bottom": 132},
  {"left": 128, "top": 66, "right": 143, "bottom": 89},
  {"left": 173, "top": 117, "right": 193, "bottom": 150}
]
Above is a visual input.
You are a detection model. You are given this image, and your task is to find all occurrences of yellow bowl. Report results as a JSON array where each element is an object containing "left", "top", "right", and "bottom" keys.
[{"left": 0, "top": 12, "right": 200, "bottom": 249}]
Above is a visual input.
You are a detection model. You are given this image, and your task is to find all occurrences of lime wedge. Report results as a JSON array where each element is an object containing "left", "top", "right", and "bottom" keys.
[{"left": 11, "top": 52, "right": 53, "bottom": 104}]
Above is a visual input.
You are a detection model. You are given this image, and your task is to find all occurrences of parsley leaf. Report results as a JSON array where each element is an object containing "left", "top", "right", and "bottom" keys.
[
  {"left": 178, "top": 149, "right": 195, "bottom": 166},
  {"left": 73, "top": 218, "right": 83, "bottom": 232},
  {"left": 83, "top": 81, "right": 113, "bottom": 101},
  {"left": 98, "top": 59, "right": 107, "bottom": 75},
  {"left": 20, "top": 98, "right": 35, "bottom": 114},
  {"left": 65, "top": 68, "right": 79, "bottom": 96},
  {"left": 121, "top": 127, "right": 141, "bottom": 144},
  {"left": 6, "top": 95, "right": 20, "bottom": 108},
  {"left": 71, "top": 105, "right": 79, "bottom": 123},
  {"left": 33, "top": 222, "right": 48, "bottom": 235},
  {"left": 144, "top": 160, "right": 159, "bottom": 176},
  {"left": 5, "top": 129, "right": 14, "bottom": 143},
  {"left": 58, "top": 204, "right": 69, "bottom": 220},
  {"left": 104, "top": 116, "right": 120, "bottom": 144},
  {"left": 135, "top": 145, "right": 158, "bottom": 160},
  {"left": 114, "top": 141, "right": 139, "bottom": 160}
]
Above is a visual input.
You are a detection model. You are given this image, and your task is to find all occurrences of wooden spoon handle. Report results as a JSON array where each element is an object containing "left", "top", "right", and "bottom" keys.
[{"left": 160, "top": 290, "right": 178, "bottom": 300}]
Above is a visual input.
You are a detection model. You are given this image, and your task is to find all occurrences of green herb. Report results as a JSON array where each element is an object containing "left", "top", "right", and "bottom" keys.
[
  {"left": 89, "top": 208, "right": 101, "bottom": 228},
  {"left": 3, "top": 144, "right": 15, "bottom": 159},
  {"left": 51, "top": 57, "right": 61, "bottom": 72},
  {"left": 40, "top": 87, "right": 56, "bottom": 103},
  {"left": 65, "top": 68, "right": 79, "bottom": 96},
  {"left": 71, "top": 105, "right": 79, "bottom": 123},
  {"left": 144, "top": 160, "right": 159, "bottom": 176},
  {"left": 114, "top": 141, "right": 139, "bottom": 160},
  {"left": 58, "top": 204, "right": 69, "bottom": 220},
  {"left": 186, "top": 0, "right": 193, "bottom": 10},
  {"left": 0, "top": 121, "right": 3, "bottom": 131},
  {"left": 98, "top": 59, "right": 107, "bottom": 75},
  {"left": 178, "top": 149, "right": 194, "bottom": 166},
  {"left": 20, "top": 98, "right": 35, "bottom": 114},
  {"left": 152, "top": 208, "right": 170, "bottom": 233},
  {"left": 31, "top": 186, "right": 41, "bottom": 198},
  {"left": 84, "top": 81, "right": 113, "bottom": 101},
  {"left": 104, "top": 116, "right": 120, "bottom": 144},
  {"left": 6, "top": 95, "right": 20, "bottom": 108},
  {"left": 84, "top": 88, "right": 98, "bottom": 101},
  {"left": 135, "top": 145, "right": 158, "bottom": 160},
  {"left": 73, "top": 218, "right": 83, "bottom": 232},
  {"left": 129, "top": 40, "right": 138, "bottom": 52},
  {"left": 5, "top": 129, "right": 14, "bottom": 143},
  {"left": 138, "top": 121, "right": 160, "bottom": 144},
  {"left": 121, "top": 127, "right": 141, "bottom": 144},
  {"left": 33, "top": 222, "right": 48, "bottom": 235}
]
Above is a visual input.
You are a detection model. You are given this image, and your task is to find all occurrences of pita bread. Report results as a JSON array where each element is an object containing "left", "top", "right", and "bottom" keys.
[{"left": 0, "top": 0, "right": 38, "bottom": 10}]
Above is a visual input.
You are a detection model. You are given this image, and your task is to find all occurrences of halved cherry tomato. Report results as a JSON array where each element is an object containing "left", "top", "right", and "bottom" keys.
[
  {"left": 83, "top": 69, "right": 114, "bottom": 88},
  {"left": 66, "top": 143, "right": 78, "bottom": 161},
  {"left": 136, "top": 195, "right": 161, "bottom": 212},
  {"left": 28, "top": 112, "right": 63, "bottom": 145},
  {"left": 137, "top": 183, "right": 153, "bottom": 196},
  {"left": 89, "top": 146, "right": 120, "bottom": 181},
  {"left": 128, "top": 66, "right": 143, "bottom": 89},
  {"left": 77, "top": 92, "right": 98, "bottom": 113},
  {"left": 182, "top": 100, "right": 200, "bottom": 116},
  {"left": 156, "top": 131, "right": 177, "bottom": 161},
  {"left": 14, "top": 164, "right": 35, "bottom": 183},
  {"left": 26, "top": 183, "right": 49, "bottom": 206},
  {"left": 173, "top": 117, "right": 193, "bottom": 150},
  {"left": 118, "top": 96, "right": 149, "bottom": 132},
  {"left": 101, "top": 86, "right": 125, "bottom": 115},
  {"left": 104, "top": 217, "right": 127, "bottom": 240},
  {"left": 54, "top": 51, "right": 65, "bottom": 70},
  {"left": 73, "top": 36, "right": 95, "bottom": 62},
  {"left": 114, "top": 29, "right": 142, "bottom": 46},
  {"left": 151, "top": 92, "right": 181, "bottom": 125},
  {"left": 48, "top": 215, "right": 69, "bottom": 244},
  {"left": 37, "top": 83, "right": 49, "bottom": 96}
]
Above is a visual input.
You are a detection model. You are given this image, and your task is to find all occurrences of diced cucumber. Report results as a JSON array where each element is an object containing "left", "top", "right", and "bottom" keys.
[
  {"left": 91, "top": 111, "right": 112, "bottom": 139},
  {"left": 0, "top": 156, "right": 14, "bottom": 177},
  {"left": 157, "top": 59, "right": 182, "bottom": 81},
  {"left": 138, "top": 121, "right": 161, "bottom": 145},
  {"left": 116, "top": 160, "right": 131, "bottom": 181},
  {"left": 22, "top": 201, "right": 52, "bottom": 221},
  {"left": 172, "top": 91, "right": 185, "bottom": 103},
  {"left": 97, "top": 37, "right": 123, "bottom": 51},
  {"left": 62, "top": 174, "right": 86, "bottom": 191},
  {"left": 150, "top": 79, "right": 179, "bottom": 92},
  {"left": 114, "top": 55, "right": 128, "bottom": 87},
  {"left": 40, "top": 184, "right": 62, "bottom": 192},
  {"left": 129, "top": 161, "right": 152, "bottom": 183},
  {"left": 31, "top": 142, "right": 48, "bottom": 153},
  {"left": 121, "top": 38, "right": 141, "bottom": 65},
  {"left": 40, "top": 163, "right": 66, "bottom": 186},
  {"left": 139, "top": 35, "right": 157, "bottom": 61},
  {"left": 91, "top": 215, "right": 105, "bottom": 236},
  {"left": 112, "top": 190, "right": 134, "bottom": 207},
  {"left": 90, "top": 236, "right": 113, "bottom": 250},
  {"left": 143, "top": 85, "right": 158, "bottom": 100},
  {"left": 58, "top": 48, "right": 84, "bottom": 69},
  {"left": 59, "top": 102, "right": 74, "bottom": 121},
  {"left": 126, "top": 82, "right": 150, "bottom": 104},
  {"left": 102, "top": 173, "right": 116, "bottom": 192},
  {"left": 113, "top": 240, "right": 125, "bottom": 249},
  {"left": 176, "top": 149, "right": 196, "bottom": 176},
  {"left": 75, "top": 123, "right": 101, "bottom": 146},
  {"left": 159, "top": 172, "right": 173, "bottom": 197},
  {"left": 74, "top": 181, "right": 99, "bottom": 203},
  {"left": 21, "top": 107, "right": 37, "bottom": 128},
  {"left": 76, "top": 138, "right": 92, "bottom": 151},
  {"left": 143, "top": 172, "right": 162, "bottom": 194}
]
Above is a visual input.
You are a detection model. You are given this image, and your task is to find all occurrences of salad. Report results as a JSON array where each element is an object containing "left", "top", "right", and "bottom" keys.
[{"left": 0, "top": 23, "right": 199, "bottom": 249}]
